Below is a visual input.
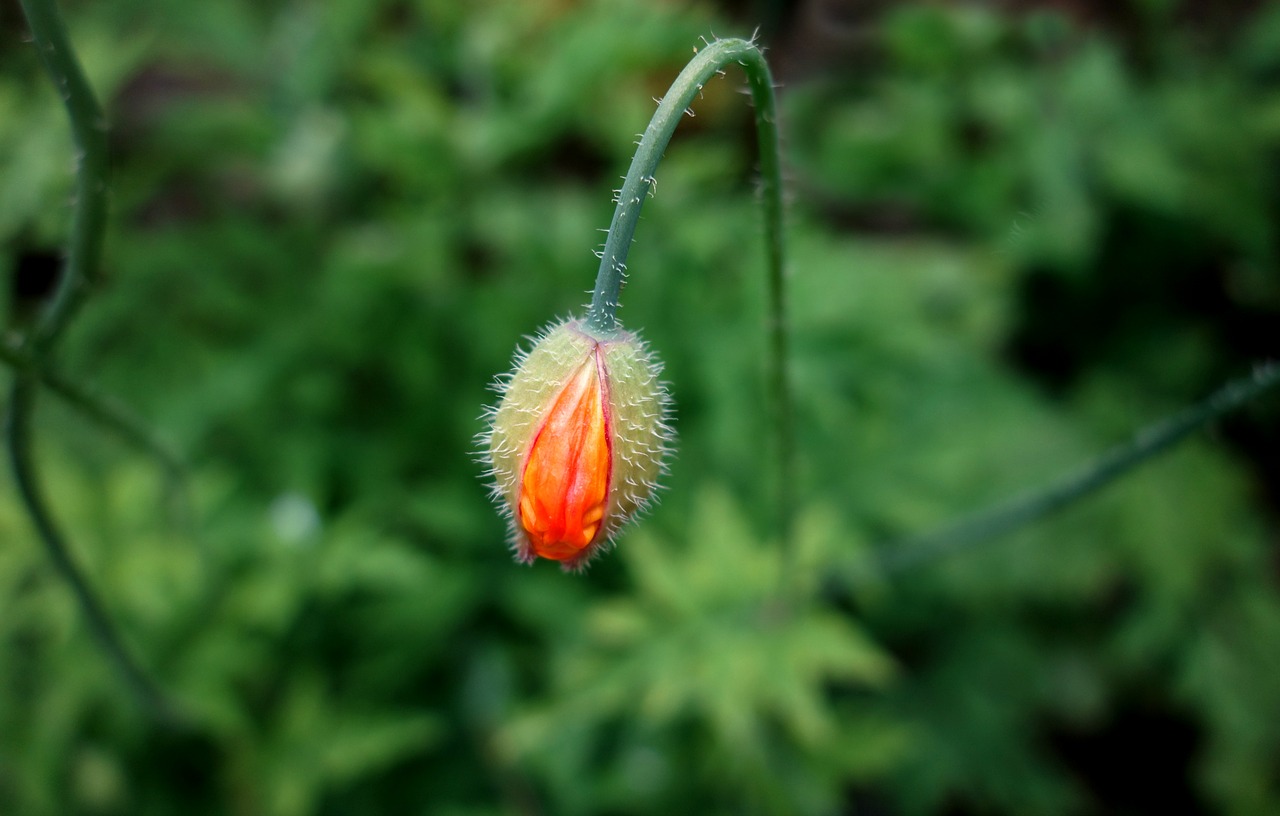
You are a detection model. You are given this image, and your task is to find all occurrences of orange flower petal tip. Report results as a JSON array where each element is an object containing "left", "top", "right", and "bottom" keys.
[{"left": 482, "top": 318, "right": 672, "bottom": 571}]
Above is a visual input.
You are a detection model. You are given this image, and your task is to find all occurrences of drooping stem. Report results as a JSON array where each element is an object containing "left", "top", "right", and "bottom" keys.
[
  {"left": 869, "top": 361, "right": 1280, "bottom": 577},
  {"left": 585, "top": 37, "right": 795, "bottom": 550}
]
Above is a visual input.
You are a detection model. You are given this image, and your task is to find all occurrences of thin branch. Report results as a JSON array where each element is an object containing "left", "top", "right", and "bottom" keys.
[
  {"left": 14, "top": 0, "right": 184, "bottom": 722},
  {"left": 863, "top": 361, "right": 1280, "bottom": 578},
  {"left": 7, "top": 377, "right": 180, "bottom": 723},
  {"left": 19, "top": 0, "right": 109, "bottom": 357},
  {"left": 0, "top": 341, "right": 186, "bottom": 489}
]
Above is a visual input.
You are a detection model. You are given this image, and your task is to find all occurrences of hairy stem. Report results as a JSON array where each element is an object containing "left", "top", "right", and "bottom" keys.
[
  {"left": 14, "top": 0, "right": 182, "bottom": 721},
  {"left": 19, "top": 0, "right": 109, "bottom": 358},
  {"left": 585, "top": 37, "right": 795, "bottom": 551}
]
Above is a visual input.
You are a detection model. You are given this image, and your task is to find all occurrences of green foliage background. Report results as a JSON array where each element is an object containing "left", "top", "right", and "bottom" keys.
[{"left": 2, "top": 0, "right": 1279, "bottom": 813}]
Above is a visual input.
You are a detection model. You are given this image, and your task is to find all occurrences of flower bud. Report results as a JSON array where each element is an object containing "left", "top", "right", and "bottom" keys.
[{"left": 483, "top": 318, "right": 672, "bottom": 570}]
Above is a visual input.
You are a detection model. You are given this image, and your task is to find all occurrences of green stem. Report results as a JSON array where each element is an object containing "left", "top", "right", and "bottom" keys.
[
  {"left": 585, "top": 37, "right": 795, "bottom": 550},
  {"left": 0, "top": 341, "right": 186, "bottom": 491},
  {"left": 6, "top": 377, "right": 179, "bottom": 723},
  {"left": 12, "top": 1, "right": 189, "bottom": 518},
  {"left": 19, "top": 0, "right": 109, "bottom": 358},
  {"left": 871, "top": 361, "right": 1280, "bottom": 576},
  {"left": 13, "top": 0, "right": 184, "bottom": 723}
]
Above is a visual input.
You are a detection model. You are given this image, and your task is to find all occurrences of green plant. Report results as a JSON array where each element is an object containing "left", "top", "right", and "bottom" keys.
[{"left": 3, "top": 2, "right": 1279, "bottom": 814}]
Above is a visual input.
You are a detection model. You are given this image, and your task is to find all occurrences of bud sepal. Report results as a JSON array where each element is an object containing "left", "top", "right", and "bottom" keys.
[{"left": 483, "top": 318, "right": 672, "bottom": 571}]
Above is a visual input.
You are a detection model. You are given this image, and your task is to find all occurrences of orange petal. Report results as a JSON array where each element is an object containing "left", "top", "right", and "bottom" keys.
[{"left": 518, "top": 352, "right": 611, "bottom": 561}]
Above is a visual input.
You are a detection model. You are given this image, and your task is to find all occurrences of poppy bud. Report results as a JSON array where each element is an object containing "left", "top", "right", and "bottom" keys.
[{"left": 483, "top": 318, "right": 672, "bottom": 570}]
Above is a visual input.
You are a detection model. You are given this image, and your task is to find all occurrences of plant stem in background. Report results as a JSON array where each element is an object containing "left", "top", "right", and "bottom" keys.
[
  {"left": 18, "top": 0, "right": 108, "bottom": 358},
  {"left": 14, "top": 0, "right": 181, "bottom": 722},
  {"left": 865, "top": 361, "right": 1280, "bottom": 577},
  {"left": 6, "top": 377, "right": 178, "bottom": 724},
  {"left": 585, "top": 37, "right": 796, "bottom": 555},
  {"left": 0, "top": 341, "right": 186, "bottom": 491}
]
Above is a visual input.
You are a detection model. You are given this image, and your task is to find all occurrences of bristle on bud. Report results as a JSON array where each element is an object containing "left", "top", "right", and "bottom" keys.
[{"left": 481, "top": 318, "right": 672, "bottom": 571}]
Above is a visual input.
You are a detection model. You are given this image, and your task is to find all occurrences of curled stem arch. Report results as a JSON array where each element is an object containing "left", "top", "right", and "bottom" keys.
[{"left": 585, "top": 37, "right": 796, "bottom": 557}]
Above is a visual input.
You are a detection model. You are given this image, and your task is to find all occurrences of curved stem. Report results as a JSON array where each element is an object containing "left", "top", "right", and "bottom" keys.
[
  {"left": 7, "top": 377, "right": 179, "bottom": 723},
  {"left": 14, "top": 0, "right": 184, "bottom": 723},
  {"left": 12, "top": 1, "right": 189, "bottom": 518},
  {"left": 869, "top": 361, "right": 1280, "bottom": 577},
  {"left": 19, "top": 0, "right": 109, "bottom": 358},
  {"left": 586, "top": 37, "right": 796, "bottom": 551}
]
